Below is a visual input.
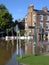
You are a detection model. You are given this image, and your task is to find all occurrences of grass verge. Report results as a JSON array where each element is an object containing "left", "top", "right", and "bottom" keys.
[{"left": 17, "top": 54, "right": 49, "bottom": 65}]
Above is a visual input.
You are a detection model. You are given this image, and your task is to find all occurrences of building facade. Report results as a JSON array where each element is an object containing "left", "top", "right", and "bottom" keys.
[
  {"left": 25, "top": 4, "right": 49, "bottom": 42},
  {"left": 25, "top": 4, "right": 49, "bottom": 54}
]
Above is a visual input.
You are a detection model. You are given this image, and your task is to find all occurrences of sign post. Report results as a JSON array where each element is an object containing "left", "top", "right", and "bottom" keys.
[
  {"left": 15, "top": 25, "right": 19, "bottom": 55},
  {"left": 15, "top": 25, "right": 22, "bottom": 57}
]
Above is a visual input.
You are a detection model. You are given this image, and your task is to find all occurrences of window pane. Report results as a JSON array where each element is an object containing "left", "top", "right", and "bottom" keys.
[
  {"left": 39, "top": 15, "right": 43, "bottom": 21},
  {"left": 40, "top": 22, "right": 43, "bottom": 28},
  {"left": 46, "top": 23, "right": 49, "bottom": 29},
  {"left": 46, "top": 15, "right": 49, "bottom": 21},
  {"left": 33, "top": 14, "right": 36, "bottom": 22}
]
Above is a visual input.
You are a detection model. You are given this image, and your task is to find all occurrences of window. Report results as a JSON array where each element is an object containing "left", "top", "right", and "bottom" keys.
[
  {"left": 46, "top": 23, "right": 49, "bottom": 29},
  {"left": 39, "top": 15, "right": 43, "bottom": 21},
  {"left": 40, "top": 22, "right": 43, "bottom": 28},
  {"left": 46, "top": 24, "right": 48, "bottom": 28},
  {"left": 25, "top": 23, "right": 28, "bottom": 27},
  {"left": 46, "top": 15, "right": 49, "bottom": 21},
  {"left": 33, "top": 14, "right": 36, "bottom": 22}
]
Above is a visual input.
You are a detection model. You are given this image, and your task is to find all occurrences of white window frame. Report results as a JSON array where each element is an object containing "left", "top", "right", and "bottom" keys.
[
  {"left": 25, "top": 23, "right": 28, "bottom": 27},
  {"left": 33, "top": 14, "right": 36, "bottom": 22},
  {"left": 40, "top": 22, "right": 43, "bottom": 28},
  {"left": 46, "top": 15, "right": 49, "bottom": 21},
  {"left": 46, "top": 23, "right": 49, "bottom": 29},
  {"left": 39, "top": 15, "right": 43, "bottom": 21}
]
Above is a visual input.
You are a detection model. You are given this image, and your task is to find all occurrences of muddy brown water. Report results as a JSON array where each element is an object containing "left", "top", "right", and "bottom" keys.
[{"left": 0, "top": 40, "right": 25, "bottom": 65}]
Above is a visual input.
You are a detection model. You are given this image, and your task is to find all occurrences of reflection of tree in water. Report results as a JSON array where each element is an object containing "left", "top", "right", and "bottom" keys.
[
  {"left": 0, "top": 40, "right": 25, "bottom": 65},
  {"left": 0, "top": 40, "right": 16, "bottom": 65}
]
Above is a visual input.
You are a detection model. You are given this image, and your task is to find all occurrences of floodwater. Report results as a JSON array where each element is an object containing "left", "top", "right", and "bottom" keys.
[{"left": 0, "top": 40, "right": 25, "bottom": 65}]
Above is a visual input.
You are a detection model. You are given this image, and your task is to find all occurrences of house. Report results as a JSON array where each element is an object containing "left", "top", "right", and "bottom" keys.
[{"left": 24, "top": 4, "right": 49, "bottom": 55}]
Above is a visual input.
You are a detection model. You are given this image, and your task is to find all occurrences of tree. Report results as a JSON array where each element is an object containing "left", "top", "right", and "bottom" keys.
[
  {"left": 20, "top": 30, "right": 25, "bottom": 36},
  {"left": 0, "top": 4, "right": 15, "bottom": 32}
]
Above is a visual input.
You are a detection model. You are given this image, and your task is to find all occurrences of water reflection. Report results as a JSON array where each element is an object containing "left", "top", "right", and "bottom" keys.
[{"left": 0, "top": 40, "right": 24, "bottom": 65}]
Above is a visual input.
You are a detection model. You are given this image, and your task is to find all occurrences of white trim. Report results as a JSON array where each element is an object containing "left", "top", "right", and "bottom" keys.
[{"left": 39, "top": 15, "right": 43, "bottom": 21}]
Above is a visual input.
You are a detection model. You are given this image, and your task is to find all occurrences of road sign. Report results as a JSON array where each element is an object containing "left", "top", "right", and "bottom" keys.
[{"left": 14, "top": 25, "right": 19, "bottom": 32}]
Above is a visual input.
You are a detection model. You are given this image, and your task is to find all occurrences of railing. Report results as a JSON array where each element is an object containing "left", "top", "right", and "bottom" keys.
[{"left": 5, "top": 36, "right": 33, "bottom": 41}]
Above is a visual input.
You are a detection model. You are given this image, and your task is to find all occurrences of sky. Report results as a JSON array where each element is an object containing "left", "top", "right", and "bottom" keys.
[{"left": 0, "top": 0, "right": 49, "bottom": 21}]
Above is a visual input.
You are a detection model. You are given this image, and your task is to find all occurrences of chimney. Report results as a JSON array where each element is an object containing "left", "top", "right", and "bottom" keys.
[
  {"left": 42, "top": 7, "right": 47, "bottom": 12},
  {"left": 28, "top": 4, "right": 34, "bottom": 13}
]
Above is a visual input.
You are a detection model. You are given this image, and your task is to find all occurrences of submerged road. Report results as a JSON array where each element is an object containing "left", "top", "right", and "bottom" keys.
[
  {"left": 6, "top": 48, "right": 24, "bottom": 65},
  {"left": 6, "top": 52, "right": 22, "bottom": 65}
]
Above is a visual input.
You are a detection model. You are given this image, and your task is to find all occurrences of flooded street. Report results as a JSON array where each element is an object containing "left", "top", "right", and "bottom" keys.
[{"left": 0, "top": 40, "right": 25, "bottom": 65}]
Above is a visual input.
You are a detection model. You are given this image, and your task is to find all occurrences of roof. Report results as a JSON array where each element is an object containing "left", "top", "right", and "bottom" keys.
[{"left": 34, "top": 9, "right": 49, "bottom": 15}]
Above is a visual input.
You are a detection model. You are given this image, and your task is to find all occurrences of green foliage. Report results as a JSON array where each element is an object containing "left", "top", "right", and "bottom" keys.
[
  {"left": 20, "top": 30, "right": 25, "bottom": 36},
  {"left": 0, "top": 4, "right": 15, "bottom": 31},
  {"left": 0, "top": 4, "right": 7, "bottom": 10}
]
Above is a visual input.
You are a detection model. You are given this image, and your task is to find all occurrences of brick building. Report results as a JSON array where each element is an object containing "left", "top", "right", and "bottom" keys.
[{"left": 25, "top": 4, "right": 49, "bottom": 54}]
